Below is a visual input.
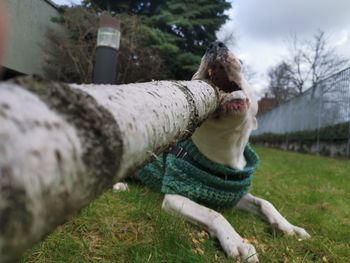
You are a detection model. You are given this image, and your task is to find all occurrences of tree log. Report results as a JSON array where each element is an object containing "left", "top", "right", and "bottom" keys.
[{"left": 0, "top": 77, "right": 219, "bottom": 262}]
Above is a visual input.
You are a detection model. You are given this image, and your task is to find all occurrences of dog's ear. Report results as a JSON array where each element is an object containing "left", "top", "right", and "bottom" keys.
[{"left": 252, "top": 117, "right": 258, "bottom": 130}]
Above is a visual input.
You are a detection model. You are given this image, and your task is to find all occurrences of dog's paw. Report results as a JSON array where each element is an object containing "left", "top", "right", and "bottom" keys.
[
  {"left": 113, "top": 182, "right": 129, "bottom": 192},
  {"left": 272, "top": 223, "right": 311, "bottom": 240},
  {"left": 220, "top": 239, "right": 259, "bottom": 262},
  {"left": 289, "top": 225, "right": 311, "bottom": 240}
]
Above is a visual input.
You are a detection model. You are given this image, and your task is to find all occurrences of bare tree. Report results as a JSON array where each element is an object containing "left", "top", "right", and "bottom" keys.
[
  {"left": 44, "top": 7, "right": 167, "bottom": 84},
  {"left": 305, "top": 30, "right": 348, "bottom": 88},
  {"left": 44, "top": 7, "right": 98, "bottom": 84},
  {"left": 286, "top": 29, "right": 349, "bottom": 93},
  {"left": 266, "top": 61, "right": 297, "bottom": 104}
]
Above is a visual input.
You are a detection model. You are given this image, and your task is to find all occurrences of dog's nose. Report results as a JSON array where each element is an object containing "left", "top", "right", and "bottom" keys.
[{"left": 206, "top": 41, "right": 227, "bottom": 53}]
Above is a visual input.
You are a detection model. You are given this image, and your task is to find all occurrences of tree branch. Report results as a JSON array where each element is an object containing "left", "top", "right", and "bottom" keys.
[{"left": 0, "top": 77, "right": 219, "bottom": 263}]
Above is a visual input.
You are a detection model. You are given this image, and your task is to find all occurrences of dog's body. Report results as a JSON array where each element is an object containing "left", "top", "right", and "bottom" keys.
[{"left": 114, "top": 42, "right": 310, "bottom": 262}]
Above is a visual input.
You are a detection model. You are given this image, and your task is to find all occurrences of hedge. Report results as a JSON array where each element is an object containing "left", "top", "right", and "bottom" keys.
[{"left": 251, "top": 122, "right": 350, "bottom": 144}]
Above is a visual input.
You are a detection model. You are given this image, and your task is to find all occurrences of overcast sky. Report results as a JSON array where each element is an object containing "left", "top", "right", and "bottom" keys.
[
  {"left": 217, "top": 0, "right": 350, "bottom": 94},
  {"left": 52, "top": 0, "right": 350, "bottom": 95},
  {"left": 52, "top": 0, "right": 81, "bottom": 5}
]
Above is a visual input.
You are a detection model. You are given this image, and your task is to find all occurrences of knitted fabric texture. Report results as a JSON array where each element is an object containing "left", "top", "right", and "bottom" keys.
[{"left": 138, "top": 139, "right": 260, "bottom": 208}]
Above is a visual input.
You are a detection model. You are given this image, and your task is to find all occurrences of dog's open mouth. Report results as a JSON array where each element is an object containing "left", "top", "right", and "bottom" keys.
[
  {"left": 224, "top": 99, "right": 248, "bottom": 111},
  {"left": 207, "top": 61, "right": 241, "bottom": 93},
  {"left": 205, "top": 60, "right": 250, "bottom": 115}
]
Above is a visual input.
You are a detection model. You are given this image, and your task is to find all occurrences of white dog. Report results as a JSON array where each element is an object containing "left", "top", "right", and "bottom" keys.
[{"left": 114, "top": 42, "right": 310, "bottom": 262}]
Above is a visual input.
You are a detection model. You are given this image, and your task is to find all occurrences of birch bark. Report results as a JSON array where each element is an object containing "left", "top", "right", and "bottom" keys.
[{"left": 0, "top": 77, "right": 218, "bottom": 262}]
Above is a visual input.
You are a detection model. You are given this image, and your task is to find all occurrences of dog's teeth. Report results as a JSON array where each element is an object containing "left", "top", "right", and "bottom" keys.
[{"left": 208, "top": 69, "right": 212, "bottom": 77}]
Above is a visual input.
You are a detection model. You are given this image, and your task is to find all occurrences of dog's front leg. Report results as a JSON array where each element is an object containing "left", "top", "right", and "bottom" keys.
[
  {"left": 236, "top": 193, "right": 310, "bottom": 239},
  {"left": 162, "top": 194, "right": 259, "bottom": 262}
]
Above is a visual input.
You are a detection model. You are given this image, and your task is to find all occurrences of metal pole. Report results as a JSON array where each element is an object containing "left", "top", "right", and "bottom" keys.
[
  {"left": 93, "top": 15, "right": 121, "bottom": 84},
  {"left": 94, "top": 47, "right": 118, "bottom": 84}
]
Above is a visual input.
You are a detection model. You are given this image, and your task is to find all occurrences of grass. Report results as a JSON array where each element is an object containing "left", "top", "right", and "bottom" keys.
[{"left": 21, "top": 146, "right": 350, "bottom": 263}]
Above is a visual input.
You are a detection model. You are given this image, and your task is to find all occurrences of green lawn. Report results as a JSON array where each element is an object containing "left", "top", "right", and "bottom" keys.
[{"left": 21, "top": 146, "right": 350, "bottom": 263}]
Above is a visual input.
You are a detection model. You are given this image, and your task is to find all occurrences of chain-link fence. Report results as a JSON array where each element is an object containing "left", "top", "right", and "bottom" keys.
[{"left": 253, "top": 67, "right": 350, "bottom": 157}]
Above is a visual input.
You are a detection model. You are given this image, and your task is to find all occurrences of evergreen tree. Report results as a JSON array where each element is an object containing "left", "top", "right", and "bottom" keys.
[
  {"left": 83, "top": 0, "right": 165, "bottom": 15},
  {"left": 84, "top": 0, "right": 231, "bottom": 79}
]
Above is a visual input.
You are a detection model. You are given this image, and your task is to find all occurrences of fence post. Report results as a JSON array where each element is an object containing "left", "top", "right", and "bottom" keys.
[
  {"left": 316, "top": 84, "right": 323, "bottom": 155},
  {"left": 347, "top": 82, "right": 350, "bottom": 157},
  {"left": 347, "top": 121, "right": 350, "bottom": 157}
]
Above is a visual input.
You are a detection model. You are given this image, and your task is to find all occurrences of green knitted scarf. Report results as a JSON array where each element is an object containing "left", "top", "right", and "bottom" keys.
[{"left": 138, "top": 139, "right": 260, "bottom": 208}]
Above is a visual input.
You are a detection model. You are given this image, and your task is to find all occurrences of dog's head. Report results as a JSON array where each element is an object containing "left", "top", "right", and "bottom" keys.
[{"left": 192, "top": 42, "right": 258, "bottom": 131}]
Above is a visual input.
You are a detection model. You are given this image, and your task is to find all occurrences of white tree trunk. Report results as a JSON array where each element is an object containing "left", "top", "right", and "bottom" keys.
[{"left": 0, "top": 78, "right": 219, "bottom": 263}]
